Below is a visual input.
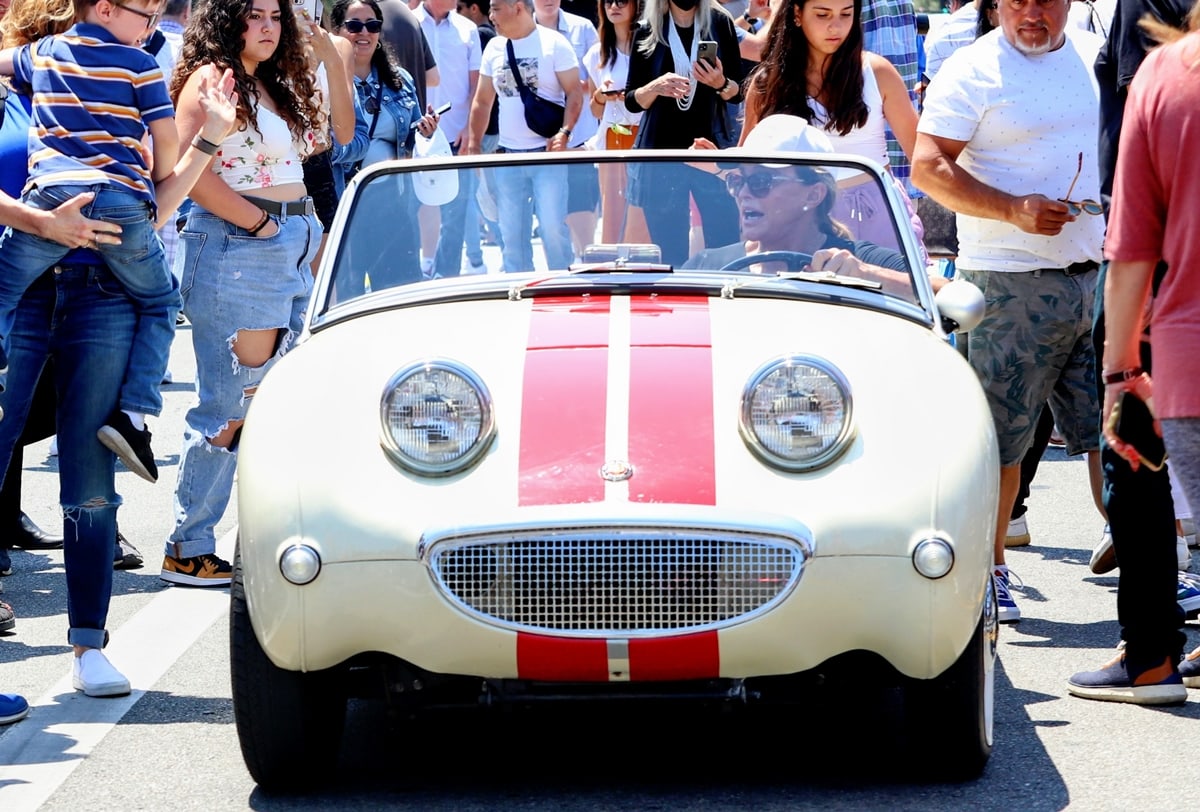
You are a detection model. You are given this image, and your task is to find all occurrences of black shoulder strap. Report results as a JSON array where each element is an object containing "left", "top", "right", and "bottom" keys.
[
  {"left": 0, "top": 82, "right": 8, "bottom": 131},
  {"left": 505, "top": 39, "right": 527, "bottom": 90}
]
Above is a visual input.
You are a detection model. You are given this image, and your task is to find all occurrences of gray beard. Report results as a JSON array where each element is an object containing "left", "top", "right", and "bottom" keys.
[{"left": 1010, "top": 31, "right": 1064, "bottom": 56}]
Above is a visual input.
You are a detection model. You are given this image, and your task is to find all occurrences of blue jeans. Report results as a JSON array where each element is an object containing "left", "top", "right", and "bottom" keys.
[
  {"left": 0, "top": 184, "right": 180, "bottom": 416},
  {"left": 0, "top": 263, "right": 133, "bottom": 649},
  {"left": 432, "top": 143, "right": 478, "bottom": 277},
  {"left": 492, "top": 155, "right": 572, "bottom": 272},
  {"left": 464, "top": 134, "right": 500, "bottom": 266},
  {"left": 168, "top": 203, "right": 318, "bottom": 558}
]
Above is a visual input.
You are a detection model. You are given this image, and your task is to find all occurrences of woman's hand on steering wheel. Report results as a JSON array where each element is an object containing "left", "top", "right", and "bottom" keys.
[{"left": 718, "top": 250, "right": 815, "bottom": 273}]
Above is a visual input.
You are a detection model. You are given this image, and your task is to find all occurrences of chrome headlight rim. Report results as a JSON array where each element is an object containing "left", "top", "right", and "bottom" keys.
[
  {"left": 379, "top": 359, "right": 495, "bottom": 476},
  {"left": 739, "top": 354, "right": 854, "bottom": 472}
]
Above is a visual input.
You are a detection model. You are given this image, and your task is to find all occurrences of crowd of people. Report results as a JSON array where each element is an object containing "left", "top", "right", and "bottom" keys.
[{"left": 3, "top": 0, "right": 1200, "bottom": 725}]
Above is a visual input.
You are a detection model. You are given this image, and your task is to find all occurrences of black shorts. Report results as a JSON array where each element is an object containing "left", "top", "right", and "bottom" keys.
[
  {"left": 567, "top": 161, "right": 600, "bottom": 214},
  {"left": 302, "top": 150, "right": 339, "bottom": 232}
]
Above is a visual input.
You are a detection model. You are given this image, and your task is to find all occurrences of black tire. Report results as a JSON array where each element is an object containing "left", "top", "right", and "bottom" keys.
[
  {"left": 230, "top": 544, "right": 347, "bottom": 792},
  {"left": 902, "top": 579, "right": 997, "bottom": 781}
]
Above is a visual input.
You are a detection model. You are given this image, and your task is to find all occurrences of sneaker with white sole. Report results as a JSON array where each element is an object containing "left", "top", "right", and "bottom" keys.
[
  {"left": 0, "top": 693, "right": 29, "bottom": 725},
  {"left": 1180, "top": 535, "right": 1192, "bottom": 572},
  {"left": 995, "top": 566, "right": 1021, "bottom": 623},
  {"left": 1090, "top": 525, "right": 1116, "bottom": 574},
  {"left": 1183, "top": 518, "right": 1198, "bottom": 548},
  {"left": 160, "top": 552, "right": 232, "bottom": 587},
  {"left": 1067, "top": 652, "right": 1186, "bottom": 705},
  {"left": 96, "top": 410, "right": 158, "bottom": 483},
  {"left": 462, "top": 259, "right": 487, "bottom": 275},
  {"left": 1179, "top": 646, "right": 1200, "bottom": 688},
  {"left": 1005, "top": 514, "right": 1031, "bottom": 547},
  {"left": 72, "top": 649, "right": 131, "bottom": 697},
  {"left": 1177, "top": 572, "right": 1200, "bottom": 617}
]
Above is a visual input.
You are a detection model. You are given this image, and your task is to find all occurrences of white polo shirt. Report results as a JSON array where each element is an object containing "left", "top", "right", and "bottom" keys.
[{"left": 413, "top": 4, "right": 482, "bottom": 142}]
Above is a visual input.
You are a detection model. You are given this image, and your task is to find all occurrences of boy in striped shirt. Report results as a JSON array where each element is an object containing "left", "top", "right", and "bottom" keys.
[{"left": 0, "top": 0, "right": 180, "bottom": 483}]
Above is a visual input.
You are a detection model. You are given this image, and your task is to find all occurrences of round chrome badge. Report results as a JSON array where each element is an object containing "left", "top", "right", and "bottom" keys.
[{"left": 600, "top": 460, "right": 634, "bottom": 482}]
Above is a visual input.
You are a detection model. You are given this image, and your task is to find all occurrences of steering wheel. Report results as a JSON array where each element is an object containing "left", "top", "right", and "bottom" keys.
[{"left": 718, "top": 251, "right": 815, "bottom": 273}]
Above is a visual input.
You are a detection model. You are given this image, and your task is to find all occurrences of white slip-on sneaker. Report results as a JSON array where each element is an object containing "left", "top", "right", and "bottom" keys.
[
  {"left": 1005, "top": 514, "right": 1031, "bottom": 547},
  {"left": 1180, "top": 535, "right": 1192, "bottom": 572},
  {"left": 72, "top": 649, "right": 131, "bottom": 697}
]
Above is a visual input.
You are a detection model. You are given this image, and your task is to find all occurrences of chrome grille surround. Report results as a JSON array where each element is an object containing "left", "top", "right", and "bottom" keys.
[{"left": 424, "top": 526, "right": 810, "bottom": 637}]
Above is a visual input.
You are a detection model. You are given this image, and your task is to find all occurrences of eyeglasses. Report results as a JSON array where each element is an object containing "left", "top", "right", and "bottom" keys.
[
  {"left": 1060, "top": 151, "right": 1103, "bottom": 216},
  {"left": 341, "top": 18, "right": 383, "bottom": 33},
  {"left": 604, "top": 0, "right": 630, "bottom": 6},
  {"left": 114, "top": 1, "right": 160, "bottom": 30},
  {"left": 725, "top": 171, "right": 803, "bottom": 198}
]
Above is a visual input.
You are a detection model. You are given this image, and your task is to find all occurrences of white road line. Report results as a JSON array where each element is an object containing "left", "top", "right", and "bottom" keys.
[{"left": 0, "top": 530, "right": 236, "bottom": 811}]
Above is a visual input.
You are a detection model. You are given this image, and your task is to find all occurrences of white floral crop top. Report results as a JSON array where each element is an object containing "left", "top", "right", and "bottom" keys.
[{"left": 212, "top": 104, "right": 308, "bottom": 191}]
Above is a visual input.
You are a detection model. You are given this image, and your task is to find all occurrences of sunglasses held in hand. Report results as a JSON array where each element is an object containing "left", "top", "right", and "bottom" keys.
[{"left": 1060, "top": 151, "right": 1103, "bottom": 216}]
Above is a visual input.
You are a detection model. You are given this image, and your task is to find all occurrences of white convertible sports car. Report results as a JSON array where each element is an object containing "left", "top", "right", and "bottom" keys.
[{"left": 231, "top": 146, "right": 998, "bottom": 790}]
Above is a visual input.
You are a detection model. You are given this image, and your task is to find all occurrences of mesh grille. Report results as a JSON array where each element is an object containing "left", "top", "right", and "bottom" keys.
[{"left": 428, "top": 531, "right": 804, "bottom": 634}]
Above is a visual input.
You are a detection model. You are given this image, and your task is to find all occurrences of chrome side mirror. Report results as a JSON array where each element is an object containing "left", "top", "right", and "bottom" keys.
[{"left": 935, "top": 279, "right": 986, "bottom": 335}]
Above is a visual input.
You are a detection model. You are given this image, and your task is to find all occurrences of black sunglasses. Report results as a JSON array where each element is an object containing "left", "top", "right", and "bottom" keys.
[
  {"left": 604, "top": 0, "right": 630, "bottom": 6},
  {"left": 342, "top": 18, "right": 383, "bottom": 33},
  {"left": 725, "top": 171, "right": 803, "bottom": 198},
  {"left": 115, "top": 1, "right": 161, "bottom": 30}
]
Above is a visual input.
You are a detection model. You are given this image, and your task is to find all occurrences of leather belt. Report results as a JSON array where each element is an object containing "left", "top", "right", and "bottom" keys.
[
  {"left": 242, "top": 195, "right": 314, "bottom": 216},
  {"left": 1043, "top": 260, "right": 1099, "bottom": 276}
]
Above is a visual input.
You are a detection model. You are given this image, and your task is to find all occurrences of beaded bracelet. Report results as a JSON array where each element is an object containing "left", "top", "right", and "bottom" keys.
[{"left": 247, "top": 209, "right": 270, "bottom": 236}]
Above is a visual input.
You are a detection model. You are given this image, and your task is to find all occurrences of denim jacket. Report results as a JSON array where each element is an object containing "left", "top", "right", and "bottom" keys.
[{"left": 331, "top": 66, "right": 421, "bottom": 195}]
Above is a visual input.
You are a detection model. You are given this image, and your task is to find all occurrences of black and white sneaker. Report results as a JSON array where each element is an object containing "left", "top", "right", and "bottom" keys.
[
  {"left": 97, "top": 410, "right": 158, "bottom": 483},
  {"left": 113, "top": 531, "right": 144, "bottom": 570}
]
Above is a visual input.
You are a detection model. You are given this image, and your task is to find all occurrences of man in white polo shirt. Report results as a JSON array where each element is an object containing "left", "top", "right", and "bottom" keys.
[
  {"left": 464, "top": 0, "right": 581, "bottom": 272},
  {"left": 414, "top": 0, "right": 483, "bottom": 276}
]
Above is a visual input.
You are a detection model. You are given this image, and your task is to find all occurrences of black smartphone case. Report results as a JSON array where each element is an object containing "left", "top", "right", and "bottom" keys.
[{"left": 1109, "top": 391, "right": 1167, "bottom": 470}]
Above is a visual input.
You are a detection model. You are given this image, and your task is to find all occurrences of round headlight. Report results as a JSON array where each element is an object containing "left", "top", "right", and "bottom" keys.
[
  {"left": 740, "top": 355, "right": 853, "bottom": 471},
  {"left": 380, "top": 360, "right": 494, "bottom": 475}
]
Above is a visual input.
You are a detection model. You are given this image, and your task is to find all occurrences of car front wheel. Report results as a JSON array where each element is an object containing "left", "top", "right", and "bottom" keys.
[
  {"left": 902, "top": 578, "right": 997, "bottom": 780},
  {"left": 230, "top": 544, "right": 347, "bottom": 792}
]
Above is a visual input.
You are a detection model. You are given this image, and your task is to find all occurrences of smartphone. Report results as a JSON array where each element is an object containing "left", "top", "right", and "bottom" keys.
[
  {"left": 292, "top": 0, "right": 322, "bottom": 25},
  {"left": 410, "top": 102, "right": 453, "bottom": 129},
  {"left": 601, "top": 89, "right": 623, "bottom": 96},
  {"left": 697, "top": 40, "right": 719, "bottom": 68},
  {"left": 1107, "top": 390, "right": 1167, "bottom": 470}
]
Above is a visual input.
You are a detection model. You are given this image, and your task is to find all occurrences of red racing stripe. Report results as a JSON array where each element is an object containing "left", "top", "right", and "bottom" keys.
[
  {"left": 517, "top": 633, "right": 609, "bottom": 681},
  {"left": 629, "top": 632, "right": 720, "bottom": 681},
  {"left": 627, "top": 295, "right": 716, "bottom": 505},
  {"left": 519, "top": 296, "right": 610, "bottom": 506}
]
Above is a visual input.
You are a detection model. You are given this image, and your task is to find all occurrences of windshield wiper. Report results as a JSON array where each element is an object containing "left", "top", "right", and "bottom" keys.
[{"left": 720, "top": 271, "right": 881, "bottom": 299}]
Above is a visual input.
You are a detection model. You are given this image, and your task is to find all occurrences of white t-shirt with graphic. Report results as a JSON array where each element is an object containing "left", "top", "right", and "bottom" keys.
[
  {"left": 919, "top": 28, "right": 1105, "bottom": 272},
  {"left": 481, "top": 27, "right": 578, "bottom": 151}
]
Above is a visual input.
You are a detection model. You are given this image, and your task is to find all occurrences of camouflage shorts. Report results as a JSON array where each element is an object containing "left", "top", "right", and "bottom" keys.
[{"left": 957, "top": 267, "right": 1101, "bottom": 466}]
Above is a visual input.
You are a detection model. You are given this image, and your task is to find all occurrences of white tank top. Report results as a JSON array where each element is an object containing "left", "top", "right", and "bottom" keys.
[
  {"left": 211, "top": 103, "right": 307, "bottom": 192},
  {"left": 808, "top": 55, "right": 889, "bottom": 169}
]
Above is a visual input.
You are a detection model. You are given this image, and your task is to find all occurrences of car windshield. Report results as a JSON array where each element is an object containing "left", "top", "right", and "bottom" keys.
[{"left": 319, "top": 151, "right": 925, "bottom": 314}]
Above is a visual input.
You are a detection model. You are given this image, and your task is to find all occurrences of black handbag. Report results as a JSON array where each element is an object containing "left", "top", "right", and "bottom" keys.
[{"left": 506, "top": 39, "right": 565, "bottom": 138}]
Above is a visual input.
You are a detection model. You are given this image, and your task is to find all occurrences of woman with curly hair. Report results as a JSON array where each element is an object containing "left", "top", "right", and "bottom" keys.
[
  {"left": 161, "top": 0, "right": 350, "bottom": 586},
  {"left": 741, "top": 0, "right": 923, "bottom": 258}
]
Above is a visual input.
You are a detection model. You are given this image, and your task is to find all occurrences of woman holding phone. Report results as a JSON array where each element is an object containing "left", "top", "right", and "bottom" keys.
[
  {"left": 583, "top": 0, "right": 647, "bottom": 243},
  {"left": 623, "top": 0, "right": 742, "bottom": 266}
]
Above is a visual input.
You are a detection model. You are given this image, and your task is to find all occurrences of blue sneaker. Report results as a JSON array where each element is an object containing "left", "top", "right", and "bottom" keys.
[
  {"left": 995, "top": 567, "right": 1020, "bottom": 623},
  {"left": 0, "top": 693, "right": 29, "bottom": 725},
  {"left": 1180, "top": 647, "right": 1200, "bottom": 688},
  {"left": 1177, "top": 572, "right": 1200, "bottom": 618},
  {"left": 1068, "top": 653, "right": 1186, "bottom": 705}
]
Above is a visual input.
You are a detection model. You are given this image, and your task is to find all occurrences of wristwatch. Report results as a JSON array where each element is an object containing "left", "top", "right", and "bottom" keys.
[
  {"left": 742, "top": 9, "right": 753, "bottom": 22},
  {"left": 558, "top": 127, "right": 572, "bottom": 137},
  {"left": 1102, "top": 367, "right": 1144, "bottom": 385}
]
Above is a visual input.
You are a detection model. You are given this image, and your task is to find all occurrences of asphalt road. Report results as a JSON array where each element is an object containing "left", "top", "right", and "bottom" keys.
[{"left": 2, "top": 321, "right": 1199, "bottom": 811}]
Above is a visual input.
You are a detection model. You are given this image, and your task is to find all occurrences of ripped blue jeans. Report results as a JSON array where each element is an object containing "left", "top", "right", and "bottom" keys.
[
  {"left": 0, "top": 262, "right": 132, "bottom": 649},
  {"left": 168, "top": 203, "right": 318, "bottom": 558}
]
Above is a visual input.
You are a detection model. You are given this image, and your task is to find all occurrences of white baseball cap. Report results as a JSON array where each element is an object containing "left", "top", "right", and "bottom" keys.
[
  {"left": 411, "top": 128, "right": 460, "bottom": 206},
  {"left": 740, "top": 115, "right": 864, "bottom": 182}
]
